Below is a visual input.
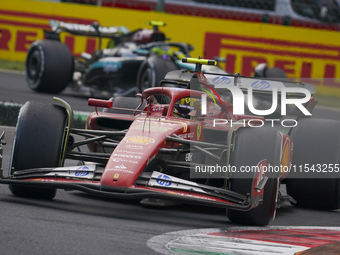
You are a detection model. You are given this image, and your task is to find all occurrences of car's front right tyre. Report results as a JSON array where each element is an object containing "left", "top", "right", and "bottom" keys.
[{"left": 227, "top": 127, "right": 281, "bottom": 226}]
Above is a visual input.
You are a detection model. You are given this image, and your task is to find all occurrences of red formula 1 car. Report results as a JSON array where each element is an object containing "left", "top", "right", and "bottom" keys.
[{"left": 1, "top": 58, "right": 340, "bottom": 226}]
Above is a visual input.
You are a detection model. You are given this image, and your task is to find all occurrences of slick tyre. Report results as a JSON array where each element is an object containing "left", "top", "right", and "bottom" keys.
[
  {"left": 136, "top": 56, "right": 178, "bottom": 93},
  {"left": 26, "top": 40, "right": 73, "bottom": 93},
  {"left": 265, "top": 67, "right": 287, "bottom": 79},
  {"left": 9, "top": 101, "right": 67, "bottom": 200},
  {"left": 227, "top": 127, "right": 281, "bottom": 226},
  {"left": 285, "top": 118, "right": 340, "bottom": 210}
]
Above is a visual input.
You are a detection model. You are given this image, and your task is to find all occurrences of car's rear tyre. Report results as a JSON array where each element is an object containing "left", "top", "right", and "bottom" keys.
[
  {"left": 136, "top": 56, "right": 178, "bottom": 93},
  {"left": 285, "top": 118, "right": 340, "bottom": 210},
  {"left": 138, "top": 66, "right": 154, "bottom": 92},
  {"left": 9, "top": 101, "right": 68, "bottom": 200},
  {"left": 26, "top": 40, "right": 73, "bottom": 93},
  {"left": 254, "top": 63, "right": 287, "bottom": 79},
  {"left": 265, "top": 67, "right": 287, "bottom": 79},
  {"left": 227, "top": 128, "right": 281, "bottom": 226}
]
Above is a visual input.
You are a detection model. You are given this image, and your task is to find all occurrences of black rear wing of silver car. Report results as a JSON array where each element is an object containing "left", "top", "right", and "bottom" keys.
[{"left": 46, "top": 20, "right": 129, "bottom": 38}]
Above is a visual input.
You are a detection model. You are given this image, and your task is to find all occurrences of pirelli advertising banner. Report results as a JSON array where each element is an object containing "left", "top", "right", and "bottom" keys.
[{"left": 1, "top": 0, "right": 340, "bottom": 95}]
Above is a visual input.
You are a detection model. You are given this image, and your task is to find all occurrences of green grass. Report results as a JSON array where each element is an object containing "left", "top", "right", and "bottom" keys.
[{"left": 0, "top": 58, "right": 25, "bottom": 71}]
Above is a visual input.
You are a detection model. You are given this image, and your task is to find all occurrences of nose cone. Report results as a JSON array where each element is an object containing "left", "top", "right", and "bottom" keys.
[{"left": 100, "top": 118, "right": 192, "bottom": 188}]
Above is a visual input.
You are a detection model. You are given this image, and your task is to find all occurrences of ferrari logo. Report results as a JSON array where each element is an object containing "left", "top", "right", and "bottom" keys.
[
  {"left": 114, "top": 173, "right": 119, "bottom": 179},
  {"left": 185, "top": 98, "right": 191, "bottom": 104},
  {"left": 197, "top": 125, "right": 202, "bottom": 140}
]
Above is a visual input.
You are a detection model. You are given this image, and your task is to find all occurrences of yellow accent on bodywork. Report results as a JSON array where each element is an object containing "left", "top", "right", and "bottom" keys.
[{"left": 182, "top": 58, "right": 217, "bottom": 66}]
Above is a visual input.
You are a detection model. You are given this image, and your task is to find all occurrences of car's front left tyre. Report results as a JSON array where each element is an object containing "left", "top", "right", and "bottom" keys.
[{"left": 9, "top": 101, "right": 68, "bottom": 200}]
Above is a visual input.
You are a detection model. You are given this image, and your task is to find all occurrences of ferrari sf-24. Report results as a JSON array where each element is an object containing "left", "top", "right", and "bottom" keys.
[{"left": 1, "top": 58, "right": 340, "bottom": 226}]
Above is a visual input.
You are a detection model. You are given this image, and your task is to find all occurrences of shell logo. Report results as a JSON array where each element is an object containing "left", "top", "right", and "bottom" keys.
[
  {"left": 167, "top": 191, "right": 178, "bottom": 195},
  {"left": 124, "top": 136, "right": 155, "bottom": 145}
]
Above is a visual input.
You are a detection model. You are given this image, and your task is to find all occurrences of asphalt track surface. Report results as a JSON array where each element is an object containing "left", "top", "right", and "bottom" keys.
[{"left": 1, "top": 71, "right": 340, "bottom": 255}]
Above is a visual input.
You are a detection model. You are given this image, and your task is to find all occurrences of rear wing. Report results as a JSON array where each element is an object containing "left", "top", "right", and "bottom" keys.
[
  {"left": 163, "top": 57, "right": 317, "bottom": 98},
  {"left": 46, "top": 20, "right": 129, "bottom": 38},
  {"left": 204, "top": 73, "right": 317, "bottom": 97},
  {"left": 162, "top": 70, "right": 316, "bottom": 98},
  {"left": 44, "top": 20, "right": 168, "bottom": 47}
]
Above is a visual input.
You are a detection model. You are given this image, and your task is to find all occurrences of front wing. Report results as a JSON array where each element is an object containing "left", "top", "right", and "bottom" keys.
[{"left": 0, "top": 163, "right": 263, "bottom": 211}]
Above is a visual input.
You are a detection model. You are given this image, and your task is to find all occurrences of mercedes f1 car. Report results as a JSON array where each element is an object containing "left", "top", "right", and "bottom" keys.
[
  {"left": 2, "top": 58, "right": 340, "bottom": 226},
  {"left": 25, "top": 20, "right": 226, "bottom": 98}
]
